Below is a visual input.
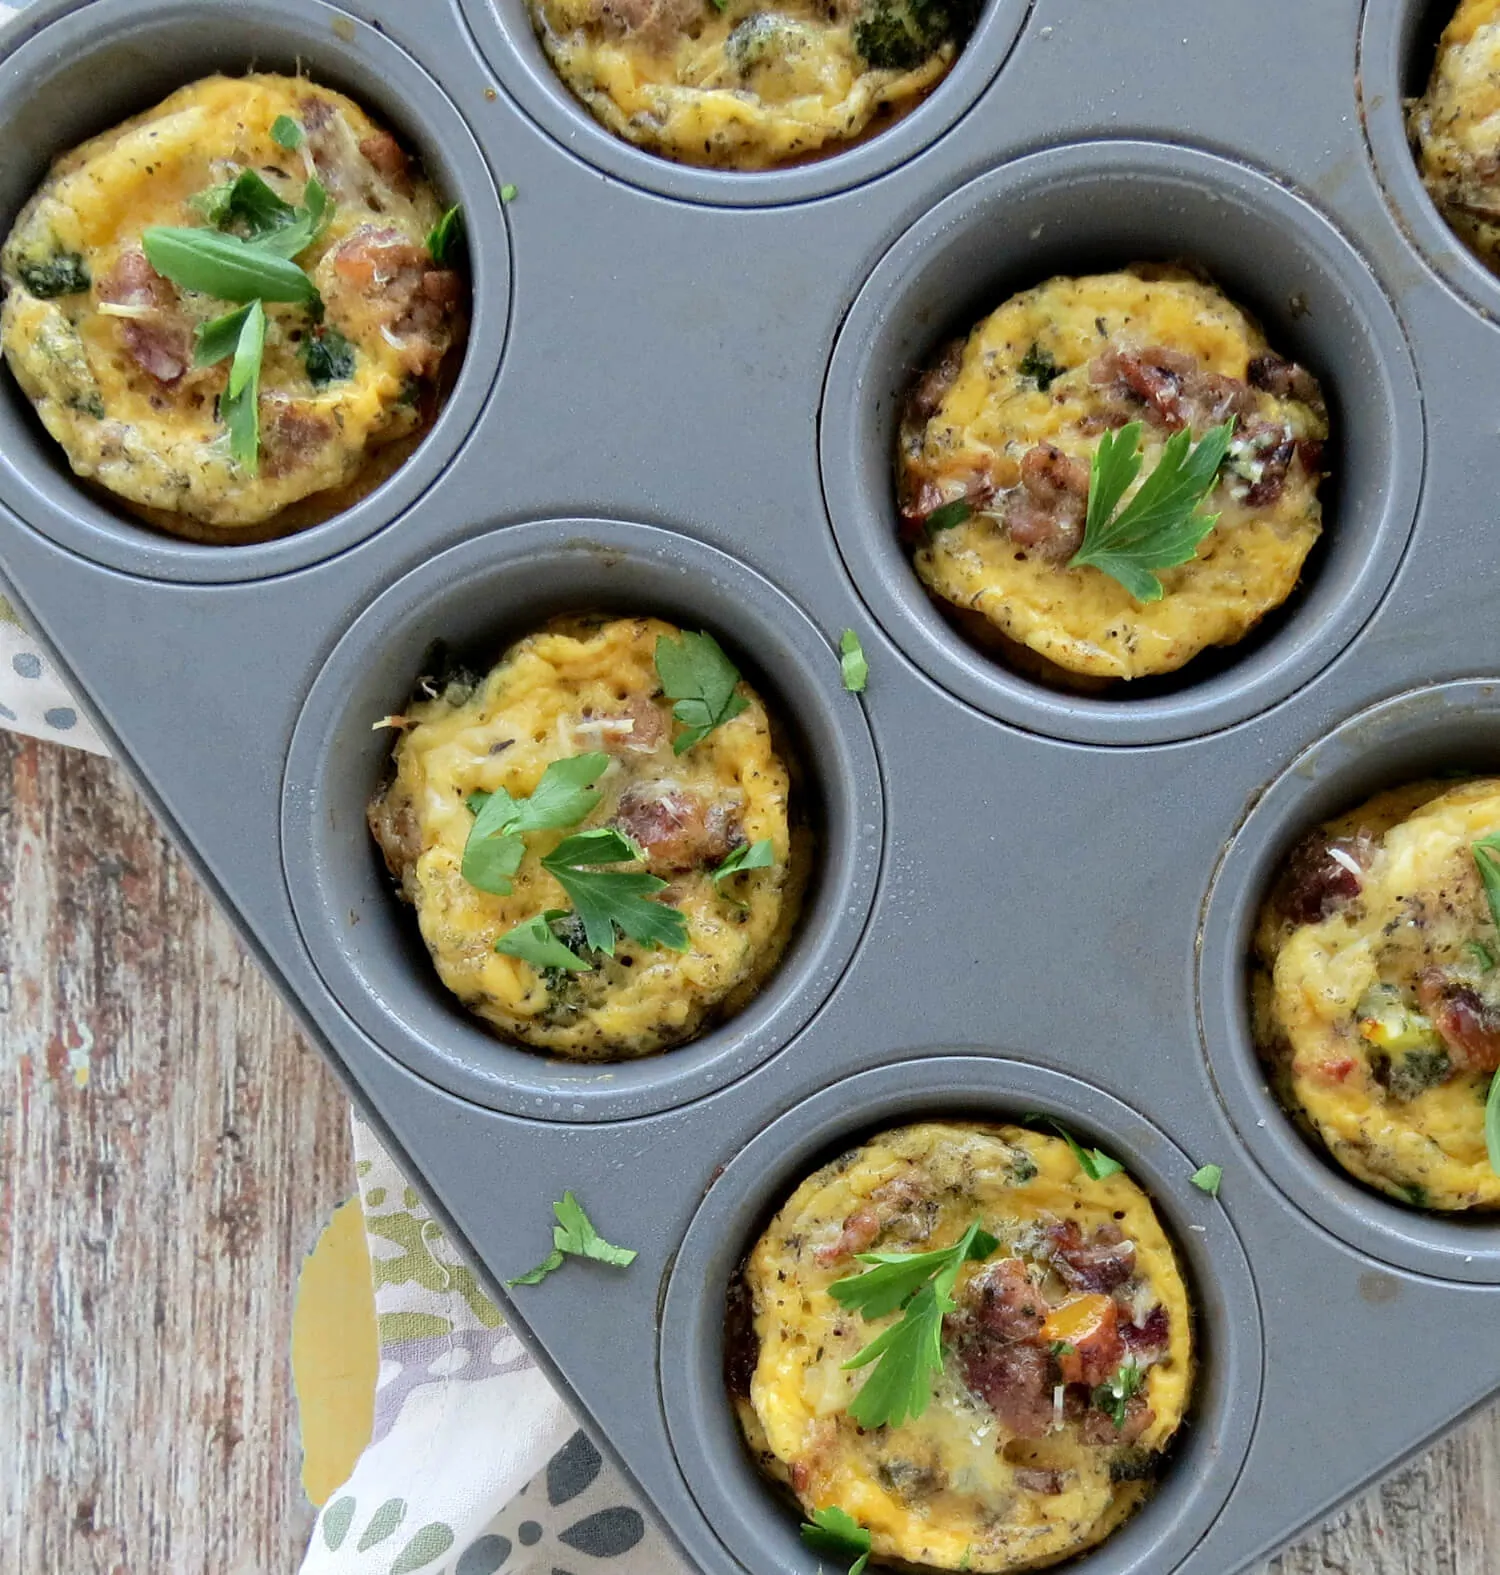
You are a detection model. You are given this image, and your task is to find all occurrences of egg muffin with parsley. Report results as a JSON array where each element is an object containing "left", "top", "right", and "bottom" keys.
[
  {"left": 729, "top": 1121, "right": 1193, "bottom": 1572},
  {"left": 529, "top": 0, "right": 977, "bottom": 169},
  {"left": 1253, "top": 779, "right": 1500, "bottom": 1211},
  {"left": 367, "top": 615, "right": 808, "bottom": 1061},
  {"left": 1409, "top": 0, "right": 1500, "bottom": 279},
  {"left": 897, "top": 265, "right": 1329, "bottom": 684},
  {"left": 1, "top": 73, "right": 465, "bottom": 542}
]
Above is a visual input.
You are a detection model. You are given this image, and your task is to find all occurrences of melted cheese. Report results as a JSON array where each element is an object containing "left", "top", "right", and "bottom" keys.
[
  {"left": 1411, "top": 0, "right": 1500, "bottom": 275},
  {"left": 737, "top": 1122, "right": 1193, "bottom": 1573},
  {"left": 901, "top": 268, "right": 1327, "bottom": 682},
  {"left": 530, "top": 0, "right": 953, "bottom": 168},
  {"left": 372, "top": 616, "right": 806, "bottom": 1061},
  {"left": 0, "top": 74, "right": 460, "bottom": 537},
  {"left": 1253, "top": 780, "right": 1500, "bottom": 1210}
]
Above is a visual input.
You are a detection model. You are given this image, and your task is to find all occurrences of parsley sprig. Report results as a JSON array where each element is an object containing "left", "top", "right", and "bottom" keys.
[
  {"left": 800, "top": 1506, "right": 871, "bottom": 1575},
  {"left": 1027, "top": 1114, "right": 1124, "bottom": 1181},
  {"left": 1471, "top": 834, "right": 1500, "bottom": 1178},
  {"left": 541, "top": 829, "right": 688, "bottom": 955},
  {"left": 507, "top": 1192, "right": 637, "bottom": 1287},
  {"left": 1093, "top": 1360, "right": 1145, "bottom": 1428},
  {"left": 840, "top": 629, "right": 868, "bottom": 694},
  {"left": 831, "top": 1220, "right": 998, "bottom": 1429},
  {"left": 141, "top": 167, "right": 332, "bottom": 473},
  {"left": 464, "top": 753, "right": 609, "bottom": 895},
  {"left": 468, "top": 755, "right": 689, "bottom": 961},
  {"left": 711, "top": 837, "right": 774, "bottom": 898},
  {"left": 654, "top": 631, "right": 747, "bottom": 753},
  {"left": 1069, "top": 419, "right": 1236, "bottom": 602}
]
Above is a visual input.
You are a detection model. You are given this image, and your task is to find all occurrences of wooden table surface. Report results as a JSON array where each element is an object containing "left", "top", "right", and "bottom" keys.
[{"left": 3, "top": 729, "right": 1498, "bottom": 1572}]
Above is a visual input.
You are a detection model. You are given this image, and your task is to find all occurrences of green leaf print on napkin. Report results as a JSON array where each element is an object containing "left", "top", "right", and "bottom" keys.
[
  {"left": 365, "top": 1210, "right": 501, "bottom": 1328},
  {"left": 390, "top": 1523, "right": 456, "bottom": 1573},
  {"left": 357, "top": 1497, "right": 407, "bottom": 1551}
]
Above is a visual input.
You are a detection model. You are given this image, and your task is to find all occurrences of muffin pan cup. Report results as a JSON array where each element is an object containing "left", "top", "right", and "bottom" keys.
[{"left": 6, "top": 0, "right": 1500, "bottom": 1570}]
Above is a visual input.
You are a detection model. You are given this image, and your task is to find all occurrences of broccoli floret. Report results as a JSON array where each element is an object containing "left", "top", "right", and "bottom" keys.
[
  {"left": 725, "top": 12, "right": 814, "bottom": 76},
  {"left": 1369, "top": 1046, "right": 1453, "bottom": 1102},
  {"left": 1019, "top": 343, "right": 1062, "bottom": 392},
  {"left": 852, "top": 0, "right": 972, "bottom": 71},
  {"left": 18, "top": 252, "right": 91, "bottom": 299}
]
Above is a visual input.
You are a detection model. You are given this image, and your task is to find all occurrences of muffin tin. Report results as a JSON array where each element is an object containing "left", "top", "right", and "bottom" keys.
[{"left": 2, "top": 0, "right": 1498, "bottom": 1570}]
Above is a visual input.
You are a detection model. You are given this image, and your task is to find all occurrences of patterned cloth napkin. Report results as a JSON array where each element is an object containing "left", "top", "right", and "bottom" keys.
[{"left": 0, "top": 593, "right": 691, "bottom": 1574}]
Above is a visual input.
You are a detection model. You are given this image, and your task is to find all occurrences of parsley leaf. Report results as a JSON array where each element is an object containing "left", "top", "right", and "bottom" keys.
[
  {"left": 833, "top": 1220, "right": 998, "bottom": 1429},
  {"left": 924, "top": 498, "right": 973, "bottom": 535},
  {"left": 427, "top": 204, "right": 466, "bottom": 266},
  {"left": 1069, "top": 418, "right": 1236, "bottom": 602},
  {"left": 840, "top": 629, "right": 868, "bottom": 694},
  {"left": 462, "top": 752, "right": 609, "bottom": 895},
  {"left": 186, "top": 172, "right": 329, "bottom": 258},
  {"left": 271, "top": 114, "right": 305, "bottom": 150},
  {"left": 1487, "top": 1070, "right": 1500, "bottom": 1181},
  {"left": 1476, "top": 835, "right": 1500, "bottom": 1181},
  {"left": 1473, "top": 835, "right": 1500, "bottom": 934},
  {"left": 507, "top": 1191, "right": 636, "bottom": 1286},
  {"left": 1190, "top": 1163, "right": 1223, "bottom": 1198},
  {"left": 654, "top": 631, "right": 748, "bottom": 753},
  {"left": 712, "top": 838, "right": 774, "bottom": 891},
  {"left": 500, "top": 182, "right": 519, "bottom": 203},
  {"left": 542, "top": 829, "right": 689, "bottom": 955},
  {"left": 142, "top": 225, "right": 320, "bottom": 304},
  {"left": 495, "top": 909, "right": 590, "bottom": 973},
  {"left": 1027, "top": 1114, "right": 1124, "bottom": 1181},
  {"left": 194, "top": 302, "right": 257, "bottom": 368},
  {"left": 1093, "top": 1360, "right": 1145, "bottom": 1428},
  {"left": 223, "top": 300, "right": 266, "bottom": 474},
  {"left": 800, "top": 1506, "right": 871, "bottom": 1575}
]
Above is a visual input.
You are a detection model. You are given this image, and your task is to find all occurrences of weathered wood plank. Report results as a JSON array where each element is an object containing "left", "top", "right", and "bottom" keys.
[
  {"left": 1, "top": 730, "right": 1496, "bottom": 1572},
  {"left": 0, "top": 734, "right": 349, "bottom": 1572}
]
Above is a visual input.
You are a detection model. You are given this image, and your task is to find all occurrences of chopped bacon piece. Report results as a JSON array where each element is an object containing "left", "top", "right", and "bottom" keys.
[
  {"left": 298, "top": 95, "right": 335, "bottom": 132},
  {"left": 261, "top": 403, "right": 335, "bottom": 480},
  {"left": 959, "top": 1340, "right": 1055, "bottom": 1440},
  {"left": 1092, "top": 345, "right": 1196, "bottom": 428},
  {"left": 1090, "top": 344, "right": 1257, "bottom": 433},
  {"left": 1120, "top": 1306, "right": 1170, "bottom": 1357},
  {"left": 359, "top": 131, "right": 410, "bottom": 185},
  {"left": 815, "top": 1207, "right": 881, "bottom": 1267},
  {"left": 966, "top": 1258, "right": 1049, "bottom": 1342},
  {"left": 1275, "top": 833, "right": 1372, "bottom": 927},
  {"left": 98, "top": 250, "right": 191, "bottom": 384},
  {"left": 1415, "top": 968, "right": 1500, "bottom": 1073},
  {"left": 326, "top": 225, "right": 458, "bottom": 376},
  {"left": 367, "top": 782, "right": 421, "bottom": 886},
  {"left": 905, "top": 338, "right": 965, "bottom": 426},
  {"left": 1247, "top": 352, "right": 1323, "bottom": 408},
  {"left": 1003, "top": 443, "right": 1089, "bottom": 561},
  {"left": 1079, "top": 1394, "right": 1155, "bottom": 1447},
  {"left": 1013, "top": 1467, "right": 1067, "bottom": 1495},
  {"left": 588, "top": 0, "right": 703, "bottom": 42},
  {"left": 1047, "top": 1221, "right": 1136, "bottom": 1294},
  {"left": 612, "top": 784, "right": 739, "bottom": 875},
  {"left": 420, "top": 269, "right": 463, "bottom": 307}
]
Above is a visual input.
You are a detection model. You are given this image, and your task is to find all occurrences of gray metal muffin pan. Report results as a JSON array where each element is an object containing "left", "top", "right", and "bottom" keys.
[{"left": 3, "top": 0, "right": 1500, "bottom": 1570}]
